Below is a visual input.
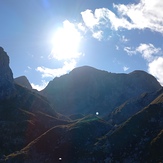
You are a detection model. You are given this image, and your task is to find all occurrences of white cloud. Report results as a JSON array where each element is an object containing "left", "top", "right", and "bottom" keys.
[
  {"left": 121, "top": 35, "right": 129, "bottom": 43},
  {"left": 124, "top": 46, "right": 136, "bottom": 56},
  {"left": 148, "top": 57, "right": 163, "bottom": 86},
  {"left": 92, "top": 30, "right": 103, "bottom": 41},
  {"left": 31, "top": 80, "right": 48, "bottom": 91},
  {"left": 123, "top": 66, "right": 129, "bottom": 71},
  {"left": 124, "top": 43, "right": 161, "bottom": 61},
  {"left": 27, "top": 66, "right": 32, "bottom": 70},
  {"left": 81, "top": 0, "right": 163, "bottom": 34},
  {"left": 124, "top": 43, "right": 163, "bottom": 85},
  {"left": 36, "top": 60, "right": 76, "bottom": 78},
  {"left": 115, "top": 45, "right": 119, "bottom": 50},
  {"left": 113, "top": 0, "right": 163, "bottom": 33},
  {"left": 81, "top": 9, "right": 99, "bottom": 29},
  {"left": 136, "top": 44, "right": 161, "bottom": 62}
]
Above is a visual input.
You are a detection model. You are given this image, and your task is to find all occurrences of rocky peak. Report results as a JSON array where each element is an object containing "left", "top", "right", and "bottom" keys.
[
  {"left": 14, "top": 76, "right": 32, "bottom": 90},
  {"left": 0, "top": 47, "right": 15, "bottom": 100}
]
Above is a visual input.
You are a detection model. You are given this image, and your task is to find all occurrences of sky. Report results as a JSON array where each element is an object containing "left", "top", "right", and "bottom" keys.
[{"left": 0, "top": 0, "right": 163, "bottom": 90}]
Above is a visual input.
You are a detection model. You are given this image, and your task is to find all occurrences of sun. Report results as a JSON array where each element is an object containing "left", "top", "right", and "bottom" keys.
[{"left": 51, "top": 20, "right": 82, "bottom": 61}]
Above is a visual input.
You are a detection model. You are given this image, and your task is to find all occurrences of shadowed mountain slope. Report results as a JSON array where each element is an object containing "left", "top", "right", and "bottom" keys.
[
  {"left": 4, "top": 115, "right": 111, "bottom": 163},
  {"left": 42, "top": 66, "right": 161, "bottom": 116},
  {"left": 95, "top": 92, "right": 163, "bottom": 162},
  {"left": 1, "top": 48, "right": 163, "bottom": 162},
  {"left": 107, "top": 88, "right": 163, "bottom": 125},
  {"left": 0, "top": 84, "right": 70, "bottom": 158}
]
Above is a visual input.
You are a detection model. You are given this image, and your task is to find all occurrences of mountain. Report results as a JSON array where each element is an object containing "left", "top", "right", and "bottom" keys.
[
  {"left": 4, "top": 115, "right": 111, "bottom": 163},
  {"left": 4, "top": 91, "right": 163, "bottom": 162},
  {"left": 107, "top": 88, "right": 163, "bottom": 125},
  {"left": 0, "top": 47, "right": 15, "bottom": 100},
  {"left": 14, "top": 76, "right": 32, "bottom": 90},
  {"left": 0, "top": 48, "right": 70, "bottom": 159},
  {"left": 1, "top": 47, "right": 163, "bottom": 162},
  {"left": 94, "top": 92, "right": 163, "bottom": 162},
  {"left": 41, "top": 66, "right": 161, "bottom": 116}
]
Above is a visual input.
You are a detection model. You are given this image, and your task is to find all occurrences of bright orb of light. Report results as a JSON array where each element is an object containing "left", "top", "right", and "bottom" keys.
[
  {"left": 96, "top": 112, "right": 99, "bottom": 115},
  {"left": 51, "top": 20, "right": 82, "bottom": 60}
]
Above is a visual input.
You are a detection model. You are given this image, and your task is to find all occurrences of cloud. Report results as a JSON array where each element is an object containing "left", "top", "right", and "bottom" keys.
[
  {"left": 31, "top": 80, "right": 48, "bottom": 91},
  {"left": 120, "top": 35, "right": 129, "bottom": 43},
  {"left": 136, "top": 44, "right": 161, "bottom": 62},
  {"left": 123, "top": 66, "right": 129, "bottom": 71},
  {"left": 113, "top": 0, "right": 163, "bottom": 33},
  {"left": 81, "top": 0, "right": 163, "bottom": 35},
  {"left": 124, "top": 46, "right": 136, "bottom": 56},
  {"left": 92, "top": 30, "right": 103, "bottom": 41},
  {"left": 81, "top": 9, "right": 99, "bottom": 29},
  {"left": 124, "top": 43, "right": 163, "bottom": 85},
  {"left": 36, "top": 60, "right": 76, "bottom": 78},
  {"left": 148, "top": 57, "right": 163, "bottom": 86},
  {"left": 124, "top": 43, "right": 161, "bottom": 61}
]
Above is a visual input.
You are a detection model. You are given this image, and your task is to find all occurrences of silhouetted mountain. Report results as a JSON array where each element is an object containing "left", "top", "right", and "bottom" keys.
[
  {"left": 14, "top": 76, "right": 32, "bottom": 90},
  {"left": 4, "top": 115, "right": 111, "bottom": 163},
  {"left": 1, "top": 48, "right": 163, "bottom": 162},
  {"left": 95, "top": 92, "right": 163, "bottom": 162},
  {"left": 41, "top": 66, "right": 161, "bottom": 116},
  {"left": 0, "top": 47, "right": 15, "bottom": 100},
  {"left": 108, "top": 88, "right": 163, "bottom": 125},
  {"left": 0, "top": 48, "right": 70, "bottom": 159}
]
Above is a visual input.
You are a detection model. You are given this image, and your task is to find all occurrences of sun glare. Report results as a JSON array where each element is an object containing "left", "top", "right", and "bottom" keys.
[{"left": 51, "top": 20, "right": 82, "bottom": 60}]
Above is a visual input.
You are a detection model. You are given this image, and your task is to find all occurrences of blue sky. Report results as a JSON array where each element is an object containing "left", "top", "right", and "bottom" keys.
[{"left": 0, "top": 0, "right": 163, "bottom": 90}]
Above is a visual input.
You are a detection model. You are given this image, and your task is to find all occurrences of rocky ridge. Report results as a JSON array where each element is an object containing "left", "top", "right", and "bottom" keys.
[{"left": 0, "top": 47, "right": 15, "bottom": 100}]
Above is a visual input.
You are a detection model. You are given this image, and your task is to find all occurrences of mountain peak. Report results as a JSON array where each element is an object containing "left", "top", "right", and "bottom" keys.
[
  {"left": 0, "top": 47, "right": 15, "bottom": 100},
  {"left": 42, "top": 66, "right": 161, "bottom": 115},
  {"left": 14, "top": 76, "right": 32, "bottom": 90}
]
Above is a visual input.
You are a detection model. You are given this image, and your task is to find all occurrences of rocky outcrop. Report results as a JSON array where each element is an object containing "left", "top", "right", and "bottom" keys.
[
  {"left": 14, "top": 76, "right": 32, "bottom": 90},
  {"left": 0, "top": 47, "right": 15, "bottom": 100}
]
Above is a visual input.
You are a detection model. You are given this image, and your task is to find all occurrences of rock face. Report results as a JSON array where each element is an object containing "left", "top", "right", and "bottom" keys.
[
  {"left": 14, "top": 76, "right": 32, "bottom": 90},
  {"left": 0, "top": 47, "right": 15, "bottom": 100},
  {"left": 41, "top": 66, "right": 161, "bottom": 116}
]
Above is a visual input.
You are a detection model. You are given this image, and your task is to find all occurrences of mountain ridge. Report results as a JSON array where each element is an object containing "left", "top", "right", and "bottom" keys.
[
  {"left": 41, "top": 65, "right": 161, "bottom": 116},
  {"left": 1, "top": 48, "right": 163, "bottom": 162}
]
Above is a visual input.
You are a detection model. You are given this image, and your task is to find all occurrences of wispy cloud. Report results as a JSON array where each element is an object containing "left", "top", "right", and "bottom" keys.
[
  {"left": 123, "top": 66, "right": 129, "bottom": 71},
  {"left": 36, "top": 60, "right": 76, "bottom": 78},
  {"left": 92, "top": 30, "right": 103, "bottom": 41},
  {"left": 124, "top": 43, "right": 161, "bottom": 61},
  {"left": 124, "top": 46, "right": 136, "bottom": 56},
  {"left": 136, "top": 44, "right": 161, "bottom": 62},
  {"left": 81, "top": 0, "right": 163, "bottom": 36}
]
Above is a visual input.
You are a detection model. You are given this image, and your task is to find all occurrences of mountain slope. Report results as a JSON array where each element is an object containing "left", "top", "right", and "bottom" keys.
[
  {"left": 95, "top": 92, "right": 163, "bottom": 162},
  {"left": 0, "top": 84, "right": 70, "bottom": 159},
  {"left": 4, "top": 115, "right": 111, "bottom": 163},
  {"left": 42, "top": 66, "right": 161, "bottom": 116},
  {"left": 108, "top": 88, "right": 163, "bottom": 125}
]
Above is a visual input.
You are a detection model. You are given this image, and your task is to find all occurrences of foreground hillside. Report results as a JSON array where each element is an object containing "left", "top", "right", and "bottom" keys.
[{"left": 1, "top": 47, "right": 163, "bottom": 162}]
